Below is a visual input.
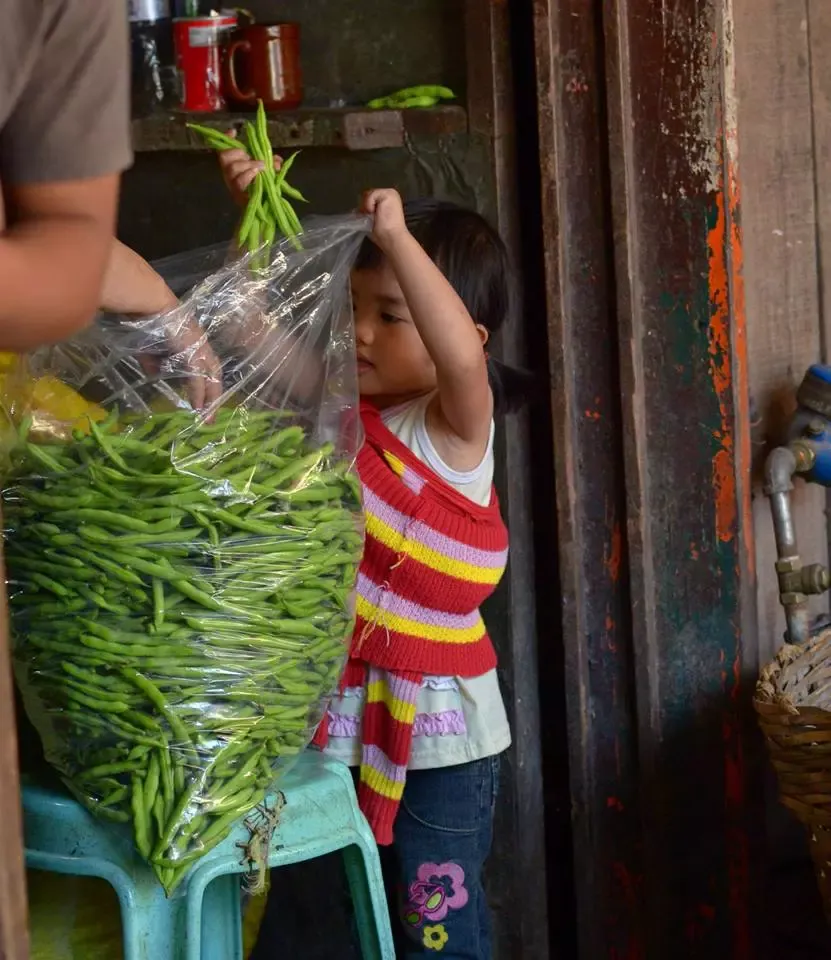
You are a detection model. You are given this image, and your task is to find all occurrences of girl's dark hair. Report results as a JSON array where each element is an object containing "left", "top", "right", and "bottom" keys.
[{"left": 354, "top": 198, "right": 535, "bottom": 413}]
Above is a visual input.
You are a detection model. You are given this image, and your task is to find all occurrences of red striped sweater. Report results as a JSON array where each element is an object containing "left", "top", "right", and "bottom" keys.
[{"left": 315, "top": 401, "right": 509, "bottom": 843}]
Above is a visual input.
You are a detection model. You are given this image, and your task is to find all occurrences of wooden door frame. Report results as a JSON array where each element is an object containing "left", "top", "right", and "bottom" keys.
[{"left": 531, "top": 0, "right": 765, "bottom": 956}]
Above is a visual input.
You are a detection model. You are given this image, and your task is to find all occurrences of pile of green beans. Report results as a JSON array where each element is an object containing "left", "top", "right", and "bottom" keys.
[
  {"left": 187, "top": 100, "right": 305, "bottom": 265},
  {"left": 367, "top": 85, "right": 456, "bottom": 110},
  {"left": 5, "top": 405, "right": 362, "bottom": 894}
]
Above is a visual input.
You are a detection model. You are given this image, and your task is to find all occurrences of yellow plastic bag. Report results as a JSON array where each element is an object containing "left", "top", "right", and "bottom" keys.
[
  {"left": 28, "top": 872, "right": 123, "bottom": 960},
  {"left": 243, "top": 886, "right": 269, "bottom": 956},
  {"left": 27, "top": 870, "right": 266, "bottom": 958},
  {"left": 0, "top": 352, "right": 107, "bottom": 444}
]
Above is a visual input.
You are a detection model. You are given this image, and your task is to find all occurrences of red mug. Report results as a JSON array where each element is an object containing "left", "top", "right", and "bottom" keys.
[
  {"left": 174, "top": 14, "right": 238, "bottom": 112},
  {"left": 223, "top": 24, "right": 302, "bottom": 111}
]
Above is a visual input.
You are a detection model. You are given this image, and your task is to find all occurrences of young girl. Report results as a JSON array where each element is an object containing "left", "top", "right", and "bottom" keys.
[{"left": 220, "top": 148, "right": 528, "bottom": 959}]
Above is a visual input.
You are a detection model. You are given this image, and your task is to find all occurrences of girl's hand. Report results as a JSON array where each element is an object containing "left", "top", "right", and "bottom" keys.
[
  {"left": 218, "top": 132, "right": 282, "bottom": 206},
  {"left": 361, "top": 189, "right": 408, "bottom": 251}
]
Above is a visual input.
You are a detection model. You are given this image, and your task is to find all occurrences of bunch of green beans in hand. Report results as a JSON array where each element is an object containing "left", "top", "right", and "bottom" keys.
[
  {"left": 5, "top": 404, "right": 362, "bottom": 895},
  {"left": 188, "top": 100, "right": 305, "bottom": 266}
]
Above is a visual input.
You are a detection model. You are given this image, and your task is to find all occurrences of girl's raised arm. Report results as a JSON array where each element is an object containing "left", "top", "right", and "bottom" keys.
[{"left": 362, "top": 189, "right": 492, "bottom": 451}]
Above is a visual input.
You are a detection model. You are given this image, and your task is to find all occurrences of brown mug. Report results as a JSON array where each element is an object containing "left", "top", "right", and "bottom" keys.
[{"left": 223, "top": 23, "right": 302, "bottom": 110}]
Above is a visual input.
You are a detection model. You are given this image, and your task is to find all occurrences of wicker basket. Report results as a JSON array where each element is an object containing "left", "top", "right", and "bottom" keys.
[{"left": 755, "top": 628, "right": 831, "bottom": 919}]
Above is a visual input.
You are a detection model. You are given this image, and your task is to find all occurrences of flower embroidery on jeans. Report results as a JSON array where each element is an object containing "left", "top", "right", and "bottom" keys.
[
  {"left": 403, "top": 862, "right": 469, "bottom": 928},
  {"left": 422, "top": 924, "right": 450, "bottom": 952}
]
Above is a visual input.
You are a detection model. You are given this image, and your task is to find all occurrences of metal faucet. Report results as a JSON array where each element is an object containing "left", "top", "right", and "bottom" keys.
[{"left": 764, "top": 364, "right": 831, "bottom": 644}]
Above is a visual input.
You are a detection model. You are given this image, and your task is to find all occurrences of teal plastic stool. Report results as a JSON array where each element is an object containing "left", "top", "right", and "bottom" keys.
[{"left": 23, "top": 750, "right": 394, "bottom": 960}]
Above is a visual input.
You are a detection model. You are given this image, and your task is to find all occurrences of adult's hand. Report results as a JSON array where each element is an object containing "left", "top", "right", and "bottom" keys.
[{"left": 102, "top": 240, "right": 223, "bottom": 412}]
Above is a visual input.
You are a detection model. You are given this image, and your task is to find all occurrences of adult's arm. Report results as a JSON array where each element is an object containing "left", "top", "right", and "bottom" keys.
[
  {"left": 0, "top": 0, "right": 132, "bottom": 350},
  {"left": 0, "top": 176, "right": 120, "bottom": 349},
  {"left": 101, "top": 239, "right": 179, "bottom": 317}
]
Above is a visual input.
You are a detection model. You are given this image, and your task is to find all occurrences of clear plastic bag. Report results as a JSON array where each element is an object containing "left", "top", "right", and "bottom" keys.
[{"left": 4, "top": 215, "right": 369, "bottom": 894}]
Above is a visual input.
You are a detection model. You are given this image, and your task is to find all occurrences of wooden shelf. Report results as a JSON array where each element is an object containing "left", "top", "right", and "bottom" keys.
[{"left": 132, "top": 105, "right": 467, "bottom": 153}]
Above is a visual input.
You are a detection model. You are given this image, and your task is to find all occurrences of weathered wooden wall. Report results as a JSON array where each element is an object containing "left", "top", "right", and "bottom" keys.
[
  {"left": 734, "top": 0, "right": 827, "bottom": 691},
  {"left": 732, "top": 0, "right": 831, "bottom": 950},
  {"left": 531, "top": 0, "right": 771, "bottom": 955},
  {"left": 603, "top": 0, "right": 762, "bottom": 954}
]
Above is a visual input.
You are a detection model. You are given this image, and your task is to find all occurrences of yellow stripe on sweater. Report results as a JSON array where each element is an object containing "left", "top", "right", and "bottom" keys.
[
  {"left": 365, "top": 511, "right": 503, "bottom": 586},
  {"left": 357, "top": 595, "right": 485, "bottom": 646},
  {"left": 360, "top": 763, "right": 406, "bottom": 802},
  {"left": 366, "top": 678, "right": 418, "bottom": 724},
  {"left": 384, "top": 452, "right": 407, "bottom": 477}
]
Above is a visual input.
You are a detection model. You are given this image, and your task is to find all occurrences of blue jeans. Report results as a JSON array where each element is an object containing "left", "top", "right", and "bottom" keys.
[{"left": 381, "top": 755, "right": 501, "bottom": 959}]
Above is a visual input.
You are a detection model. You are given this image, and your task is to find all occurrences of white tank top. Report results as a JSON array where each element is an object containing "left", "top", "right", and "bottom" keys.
[{"left": 380, "top": 393, "right": 496, "bottom": 505}]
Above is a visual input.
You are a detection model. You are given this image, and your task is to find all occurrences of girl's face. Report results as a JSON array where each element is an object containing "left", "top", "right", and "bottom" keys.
[{"left": 351, "top": 264, "right": 437, "bottom": 408}]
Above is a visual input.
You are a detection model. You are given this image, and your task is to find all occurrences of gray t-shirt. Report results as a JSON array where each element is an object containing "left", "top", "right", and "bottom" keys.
[{"left": 0, "top": 1, "right": 132, "bottom": 189}]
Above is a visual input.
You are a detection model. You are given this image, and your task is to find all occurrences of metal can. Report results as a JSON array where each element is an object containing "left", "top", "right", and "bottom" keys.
[
  {"left": 130, "top": 0, "right": 176, "bottom": 116},
  {"left": 128, "top": 0, "right": 171, "bottom": 22},
  {"left": 173, "top": 13, "right": 238, "bottom": 112}
]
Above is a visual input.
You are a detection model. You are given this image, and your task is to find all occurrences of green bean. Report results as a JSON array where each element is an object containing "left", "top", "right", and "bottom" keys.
[
  {"left": 132, "top": 774, "right": 152, "bottom": 859},
  {"left": 61, "top": 662, "right": 131, "bottom": 692},
  {"left": 273, "top": 150, "right": 299, "bottom": 187},
  {"left": 80, "top": 760, "right": 144, "bottom": 779},
  {"left": 153, "top": 579, "right": 165, "bottom": 629},
  {"left": 248, "top": 219, "right": 261, "bottom": 259},
  {"left": 280, "top": 182, "right": 307, "bottom": 203},
  {"left": 123, "top": 711, "right": 163, "bottom": 734},
  {"left": 274, "top": 484, "right": 344, "bottom": 503},
  {"left": 100, "top": 786, "right": 129, "bottom": 810},
  {"left": 152, "top": 793, "right": 166, "bottom": 838},
  {"left": 255, "top": 102, "right": 273, "bottom": 172},
  {"left": 238, "top": 175, "right": 263, "bottom": 249},
  {"left": 144, "top": 753, "right": 161, "bottom": 822},
  {"left": 49, "top": 508, "right": 152, "bottom": 532},
  {"left": 159, "top": 747, "right": 175, "bottom": 812},
  {"left": 397, "top": 95, "right": 440, "bottom": 108},
  {"left": 282, "top": 200, "right": 303, "bottom": 239},
  {"left": 28, "top": 572, "right": 71, "bottom": 597},
  {"left": 79, "top": 634, "right": 194, "bottom": 659},
  {"left": 367, "top": 85, "right": 455, "bottom": 109},
  {"left": 24, "top": 443, "right": 69, "bottom": 474},
  {"left": 185, "top": 124, "right": 240, "bottom": 150},
  {"left": 64, "top": 687, "right": 130, "bottom": 714}
]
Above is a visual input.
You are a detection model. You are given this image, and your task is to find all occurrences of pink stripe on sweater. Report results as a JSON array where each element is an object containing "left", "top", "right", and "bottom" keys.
[
  {"left": 363, "top": 486, "right": 508, "bottom": 568},
  {"left": 357, "top": 572, "right": 482, "bottom": 632},
  {"left": 378, "top": 669, "right": 422, "bottom": 707},
  {"left": 362, "top": 743, "right": 408, "bottom": 784}
]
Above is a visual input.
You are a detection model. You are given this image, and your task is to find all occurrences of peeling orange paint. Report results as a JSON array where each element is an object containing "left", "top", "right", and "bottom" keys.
[
  {"left": 707, "top": 189, "right": 737, "bottom": 544},
  {"left": 712, "top": 98, "right": 752, "bottom": 958},
  {"left": 604, "top": 611, "right": 618, "bottom": 654},
  {"left": 727, "top": 157, "right": 755, "bottom": 577}
]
